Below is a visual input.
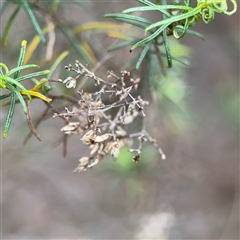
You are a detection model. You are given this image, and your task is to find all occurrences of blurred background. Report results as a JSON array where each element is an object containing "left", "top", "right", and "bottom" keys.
[{"left": 1, "top": 1, "right": 239, "bottom": 239}]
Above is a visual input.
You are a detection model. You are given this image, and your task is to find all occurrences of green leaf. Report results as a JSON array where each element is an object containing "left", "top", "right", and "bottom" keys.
[
  {"left": 139, "top": 0, "right": 172, "bottom": 18},
  {"left": 7, "top": 84, "right": 27, "bottom": 114},
  {"left": 59, "top": 25, "right": 91, "bottom": 65},
  {"left": 161, "top": 0, "right": 172, "bottom": 68},
  {"left": 145, "top": 7, "right": 199, "bottom": 33},
  {"left": 173, "top": 22, "right": 190, "bottom": 39},
  {"left": 0, "top": 93, "right": 11, "bottom": 100},
  {"left": 138, "top": 0, "right": 158, "bottom": 6},
  {"left": 108, "top": 39, "right": 140, "bottom": 52},
  {"left": 17, "top": 70, "right": 50, "bottom": 82},
  {"left": 185, "top": 28, "right": 205, "bottom": 40},
  {"left": 131, "top": 23, "right": 169, "bottom": 51},
  {"left": 14, "top": 40, "right": 27, "bottom": 79},
  {"left": 112, "top": 18, "right": 148, "bottom": 29},
  {"left": 104, "top": 13, "right": 153, "bottom": 25},
  {"left": 159, "top": 52, "right": 189, "bottom": 66},
  {"left": 0, "top": 79, "right": 6, "bottom": 88},
  {"left": 3, "top": 93, "right": 16, "bottom": 139},
  {"left": 123, "top": 6, "right": 172, "bottom": 18},
  {"left": 162, "top": 34, "right": 172, "bottom": 68},
  {"left": 6, "top": 64, "right": 39, "bottom": 77},
  {"left": 50, "top": 0, "right": 61, "bottom": 15},
  {"left": 19, "top": 0, "right": 46, "bottom": 44},
  {"left": 2, "top": 76, "right": 31, "bottom": 100},
  {"left": 104, "top": 14, "right": 151, "bottom": 29},
  {"left": 146, "top": 51, "right": 153, "bottom": 86},
  {"left": 123, "top": 5, "right": 191, "bottom": 14},
  {"left": 47, "top": 51, "right": 69, "bottom": 79},
  {"left": 0, "top": 63, "right": 9, "bottom": 74},
  {"left": 136, "top": 40, "right": 153, "bottom": 69},
  {"left": 2, "top": 6, "right": 21, "bottom": 46}
]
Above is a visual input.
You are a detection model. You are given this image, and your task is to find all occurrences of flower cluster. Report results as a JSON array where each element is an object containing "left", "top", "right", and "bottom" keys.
[{"left": 53, "top": 61, "right": 165, "bottom": 173}]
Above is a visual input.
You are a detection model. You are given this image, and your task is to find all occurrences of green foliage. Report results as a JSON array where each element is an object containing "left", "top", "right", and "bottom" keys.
[
  {"left": 0, "top": 40, "right": 50, "bottom": 139},
  {"left": 1, "top": 1, "right": 93, "bottom": 64},
  {"left": 18, "top": 0, "right": 46, "bottom": 44},
  {"left": 1, "top": 5, "right": 21, "bottom": 46},
  {"left": 104, "top": 0, "right": 237, "bottom": 70}
]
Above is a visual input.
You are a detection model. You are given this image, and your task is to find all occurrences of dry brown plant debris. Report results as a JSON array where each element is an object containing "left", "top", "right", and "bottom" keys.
[{"left": 53, "top": 60, "right": 165, "bottom": 173}]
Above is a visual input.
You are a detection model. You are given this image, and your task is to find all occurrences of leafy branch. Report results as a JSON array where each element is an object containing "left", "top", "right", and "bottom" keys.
[
  {"left": 1, "top": 40, "right": 50, "bottom": 139},
  {"left": 104, "top": 0, "right": 237, "bottom": 70}
]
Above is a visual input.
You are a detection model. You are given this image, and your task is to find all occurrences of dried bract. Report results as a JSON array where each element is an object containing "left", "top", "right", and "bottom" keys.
[{"left": 63, "top": 77, "right": 76, "bottom": 88}]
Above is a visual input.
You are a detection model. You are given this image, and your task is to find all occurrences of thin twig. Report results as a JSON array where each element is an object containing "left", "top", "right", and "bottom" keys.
[
  {"left": 48, "top": 94, "right": 79, "bottom": 104},
  {"left": 23, "top": 107, "right": 49, "bottom": 145},
  {"left": 154, "top": 43, "right": 167, "bottom": 76},
  {"left": 25, "top": 99, "right": 42, "bottom": 142},
  {"left": 143, "top": 129, "right": 166, "bottom": 160},
  {"left": 63, "top": 134, "right": 68, "bottom": 157},
  {"left": 76, "top": 53, "right": 114, "bottom": 91}
]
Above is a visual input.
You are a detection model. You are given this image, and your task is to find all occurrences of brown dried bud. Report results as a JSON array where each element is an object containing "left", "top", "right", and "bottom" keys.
[
  {"left": 132, "top": 154, "right": 140, "bottom": 162},
  {"left": 64, "top": 66, "right": 72, "bottom": 72}
]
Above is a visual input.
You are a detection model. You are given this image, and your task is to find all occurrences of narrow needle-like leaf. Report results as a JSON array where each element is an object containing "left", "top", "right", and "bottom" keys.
[
  {"left": 3, "top": 93, "right": 16, "bottom": 139},
  {"left": 59, "top": 25, "right": 91, "bottom": 65},
  {"left": 19, "top": 0, "right": 46, "bottom": 44},
  {"left": 14, "top": 40, "right": 27, "bottom": 79},
  {"left": 0, "top": 93, "right": 11, "bottom": 100},
  {"left": 7, "top": 64, "right": 39, "bottom": 77},
  {"left": 136, "top": 40, "right": 153, "bottom": 69},
  {"left": 161, "top": 0, "right": 172, "bottom": 68},
  {"left": 47, "top": 51, "right": 69, "bottom": 79},
  {"left": 16, "top": 70, "right": 50, "bottom": 82},
  {"left": 7, "top": 84, "right": 27, "bottom": 114},
  {"left": 2, "top": 6, "right": 21, "bottom": 46}
]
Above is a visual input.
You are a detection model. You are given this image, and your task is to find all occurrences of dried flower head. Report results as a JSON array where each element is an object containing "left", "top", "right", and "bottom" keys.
[{"left": 54, "top": 61, "right": 166, "bottom": 172}]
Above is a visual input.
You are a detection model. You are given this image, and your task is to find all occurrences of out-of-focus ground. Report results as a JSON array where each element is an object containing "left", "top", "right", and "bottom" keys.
[{"left": 1, "top": 1, "right": 239, "bottom": 239}]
